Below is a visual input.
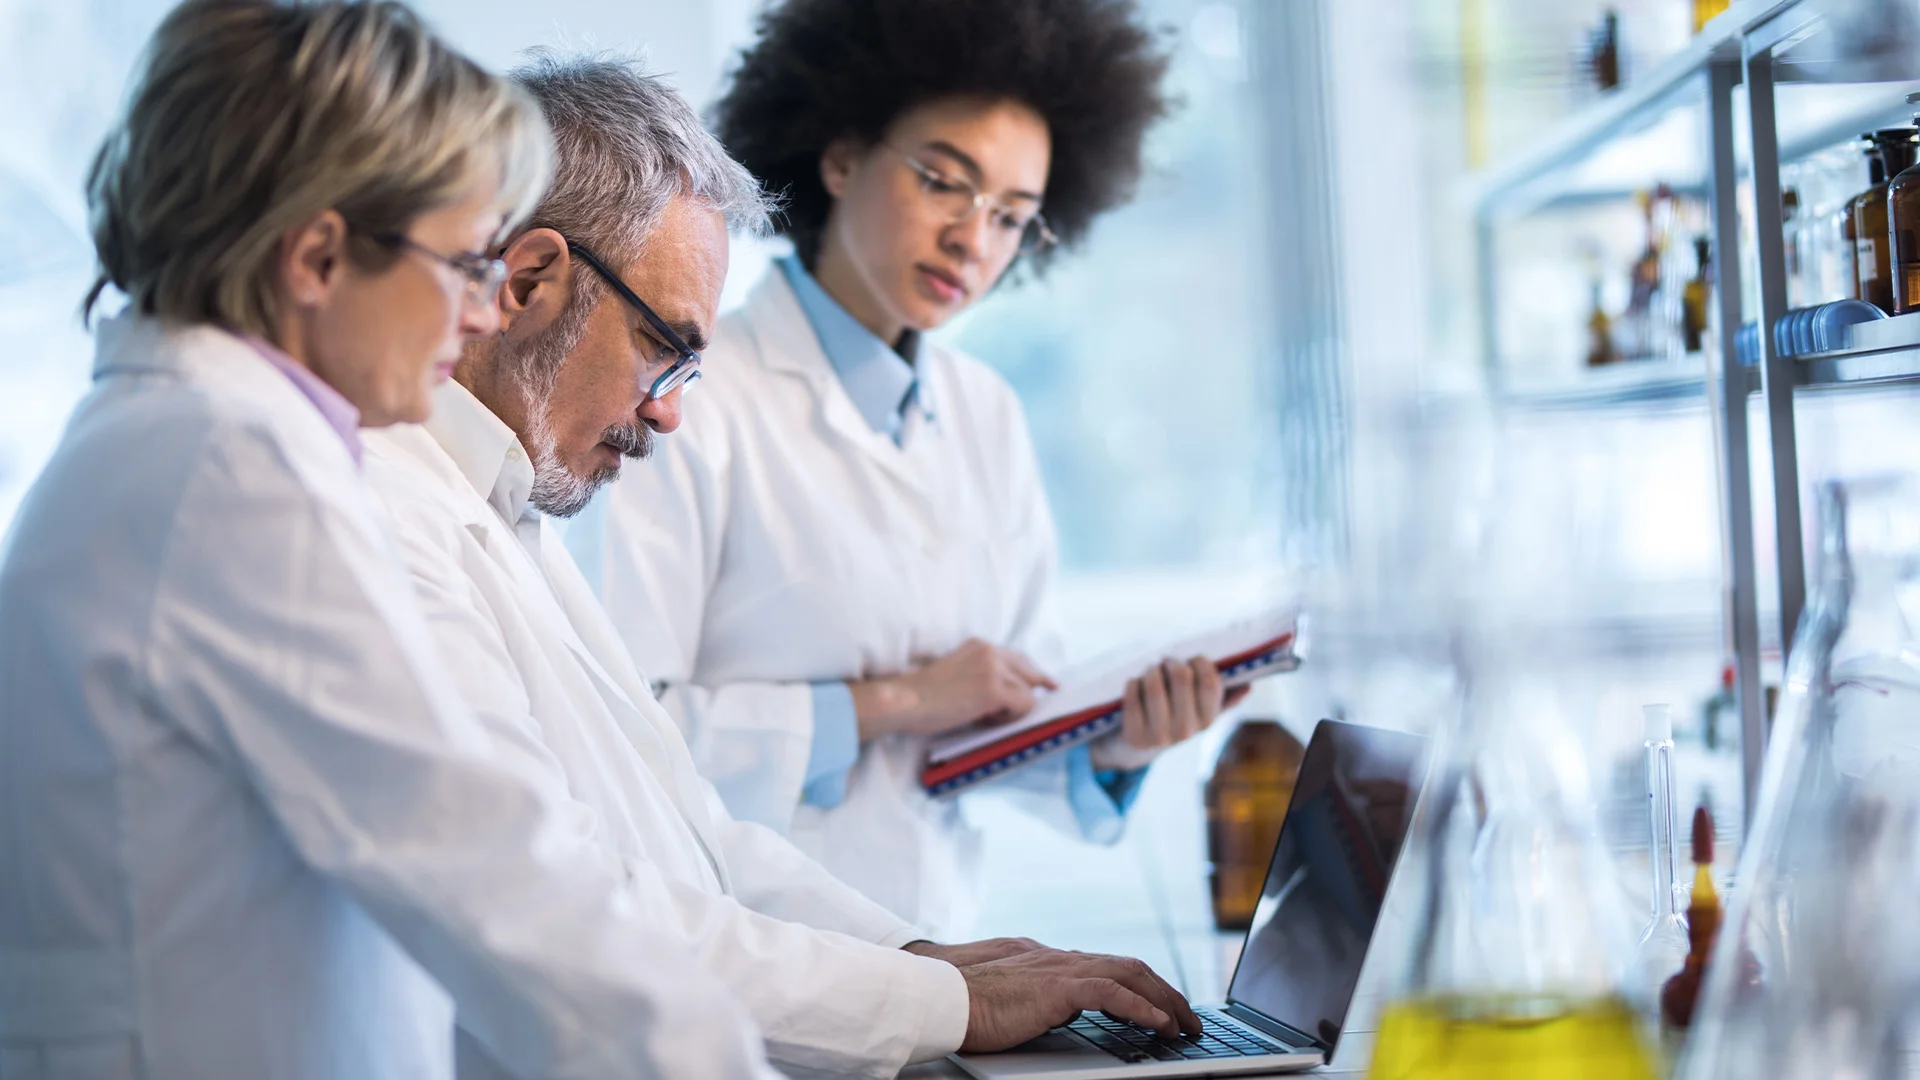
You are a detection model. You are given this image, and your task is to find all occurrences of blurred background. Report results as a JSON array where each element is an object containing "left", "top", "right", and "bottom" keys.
[{"left": 4, "top": 0, "right": 1916, "bottom": 1002}]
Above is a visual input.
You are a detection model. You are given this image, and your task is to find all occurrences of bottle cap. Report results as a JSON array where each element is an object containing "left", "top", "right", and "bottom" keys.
[
  {"left": 1644, "top": 703, "right": 1673, "bottom": 743},
  {"left": 1692, "top": 804, "right": 1714, "bottom": 865}
]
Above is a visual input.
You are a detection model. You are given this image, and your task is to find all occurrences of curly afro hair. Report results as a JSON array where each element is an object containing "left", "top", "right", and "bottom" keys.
[{"left": 712, "top": 0, "right": 1173, "bottom": 275}]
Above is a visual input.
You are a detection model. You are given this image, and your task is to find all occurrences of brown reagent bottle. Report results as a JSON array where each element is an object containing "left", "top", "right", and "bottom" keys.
[
  {"left": 1856, "top": 128, "right": 1918, "bottom": 313},
  {"left": 1660, "top": 806, "right": 1720, "bottom": 1029},
  {"left": 1890, "top": 95, "right": 1920, "bottom": 313}
]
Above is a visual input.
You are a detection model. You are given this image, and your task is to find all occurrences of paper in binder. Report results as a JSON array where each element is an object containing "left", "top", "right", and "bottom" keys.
[{"left": 920, "top": 606, "right": 1304, "bottom": 797}]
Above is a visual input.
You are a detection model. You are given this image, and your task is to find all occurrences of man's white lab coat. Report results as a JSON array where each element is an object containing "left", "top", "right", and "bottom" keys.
[
  {"left": 359, "top": 380, "right": 970, "bottom": 1079},
  {"left": 0, "top": 316, "right": 775, "bottom": 1080},
  {"left": 588, "top": 268, "right": 1100, "bottom": 939}
]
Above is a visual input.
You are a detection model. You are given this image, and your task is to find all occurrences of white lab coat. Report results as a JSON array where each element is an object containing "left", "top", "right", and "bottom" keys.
[
  {"left": 592, "top": 268, "right": 1100, "bottom": 939},
  {"left": 0, "top": 316, "right": 775, "bottom": 1080},
  {"left": 359, "top": 381, "right": 969, "bottom": 1079}
]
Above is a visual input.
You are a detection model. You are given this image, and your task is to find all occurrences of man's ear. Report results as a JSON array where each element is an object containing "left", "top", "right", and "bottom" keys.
[{"left": 497, "top": 227, "right": 571, "bottom": 334}]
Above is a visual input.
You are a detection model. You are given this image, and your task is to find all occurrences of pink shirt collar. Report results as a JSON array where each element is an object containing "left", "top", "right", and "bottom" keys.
[{"left": 244, "top": 336, "right": 363, "bottom": 465}]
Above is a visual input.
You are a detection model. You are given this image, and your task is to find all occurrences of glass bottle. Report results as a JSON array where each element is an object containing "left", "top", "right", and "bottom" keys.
[
  {"left": 1844, "top": 141, "right": 1885, "bottom": 302},
  {"left": 1678, "top": 477, "right": 1920, "bottom": 1080},
  {"left": 1682, "top": 236, "right": 1712, "bottom": 354},
  {"left": 1204, "top": 718, "right": 1305, "bottom": 930},
  {"left": 1367, "top": 677, "right": 1660, "bottom": 1080},
  {"left": 1638, "top": 705, "right": 1691, "bottom": 1020},
  {"left": 1587, "top": 280, "right": 1619, "bottom": 367},
  {"left": 1783, "top": 188, "right": 1806, "bottom": 308},
  {"left": 1890, "top": 96, "right": 1920, "bottom": 313},
  {"left": 1854, "top": 129, "right": 1917, "bottom": 313},
  {"left": 1659, "top": 805, "right": 1724, "bottom": 1031}
]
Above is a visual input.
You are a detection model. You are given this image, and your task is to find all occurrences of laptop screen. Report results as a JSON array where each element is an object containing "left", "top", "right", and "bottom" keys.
[{"left": 1224, "top": 720, "right": 1428, "bottom": 1053}]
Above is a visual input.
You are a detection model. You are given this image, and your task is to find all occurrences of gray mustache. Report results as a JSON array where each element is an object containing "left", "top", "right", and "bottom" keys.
[{"left": 602, "top": 422, "right": 652, "bottom": 460}]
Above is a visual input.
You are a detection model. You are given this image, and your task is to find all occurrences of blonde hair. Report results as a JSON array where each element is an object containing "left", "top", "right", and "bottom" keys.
[{"left": 84, "top": 0, "right": 553, "bottom": 336}]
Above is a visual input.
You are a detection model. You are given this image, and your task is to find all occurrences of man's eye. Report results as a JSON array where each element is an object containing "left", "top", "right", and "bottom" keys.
[
  {"left": 924, "top": 174, "right": 967, "bottom": 195},
  {"left": 992, "top": 211, "right": 1029, "bottom": 232}
]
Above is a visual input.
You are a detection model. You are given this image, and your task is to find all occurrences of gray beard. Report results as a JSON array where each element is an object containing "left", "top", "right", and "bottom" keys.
[
  {"left": 526, "top": 410, "right": 651, "bottom": 519},
  {"left": 494, "top": 286, "right": 654, "bottom": 519}
]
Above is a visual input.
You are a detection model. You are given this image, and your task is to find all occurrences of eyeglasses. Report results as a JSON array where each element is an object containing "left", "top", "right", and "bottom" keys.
[
  {"left": 370, "top": 233, "right": 508, "bottom": 308},
  {"left": 887, "top": 146, "right": 1059, "bottom": 255},
  {"left": 566, "top": 241, "right": 703, "bottom": 401}
]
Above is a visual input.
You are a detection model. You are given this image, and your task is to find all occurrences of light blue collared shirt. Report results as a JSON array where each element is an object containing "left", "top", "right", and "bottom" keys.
[{"left": 779, "top": 256, "right": 1144, "bottom": 819}]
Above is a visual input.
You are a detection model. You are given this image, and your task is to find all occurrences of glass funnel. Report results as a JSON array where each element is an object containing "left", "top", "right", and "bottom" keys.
[
  {"left": 1678, "top": 477, "right": 1920, "bottom": 1080},
  {"left": 1366, "top": 671, "right": 1660, "bottom": 1080}
]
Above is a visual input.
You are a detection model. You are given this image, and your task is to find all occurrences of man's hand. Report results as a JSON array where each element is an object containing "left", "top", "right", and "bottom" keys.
[
  {"left": 957, "top": 949, "right": 1202, "bottom": 1053},
  {"left": 1089, "top": 657, "right": 1251, "bottom": 771},
  {"left": 902, "top": 937, "right": 1046, "bottom": 967},
  {"left": 849, "top": 638, "right": 1057, "bottom": 741}
]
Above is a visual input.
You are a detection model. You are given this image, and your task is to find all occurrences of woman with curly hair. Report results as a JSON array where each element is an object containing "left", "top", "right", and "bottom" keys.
[{"left": 588, "top": 0, "right": 1241, "bottom": 936}]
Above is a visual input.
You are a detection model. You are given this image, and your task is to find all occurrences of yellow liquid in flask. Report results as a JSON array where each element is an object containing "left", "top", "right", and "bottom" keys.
[{"left": 1366, "top": 994, "right": 1658, "bottom": 1080}]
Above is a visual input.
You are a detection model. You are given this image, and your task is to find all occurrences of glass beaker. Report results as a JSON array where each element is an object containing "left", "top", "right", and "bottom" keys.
[
  {"left": 1678, "top": 477, "right": 1920, "bottom": 1080},
  {"left": 1367, "top": 675, "right": 1660, "bottom": 1080}
]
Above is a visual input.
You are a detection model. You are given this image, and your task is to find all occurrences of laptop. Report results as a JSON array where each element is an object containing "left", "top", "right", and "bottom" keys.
[{"left": 951, "top": 719, "right": 1430, "bottom": 1079}]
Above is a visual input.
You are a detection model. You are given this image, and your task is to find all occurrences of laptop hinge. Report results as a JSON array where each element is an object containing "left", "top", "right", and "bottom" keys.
[{"left": 1222, "top": 1002, "right": 1325, "bottom": 1053}]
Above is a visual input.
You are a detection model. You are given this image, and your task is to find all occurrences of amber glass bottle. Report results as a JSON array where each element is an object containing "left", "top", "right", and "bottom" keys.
[
  {"left": 1682, "top": 237, "right": 1712, "bottom": 353},
  {"left": 1890, "top": 97, "right": 1920, "bottom": 313},
  {"left": 1855, "top": 129, "right": 1917, "bottom": 313},
  {"left": 1204, "top": 719, "right": 1305, "bottom": 930}
]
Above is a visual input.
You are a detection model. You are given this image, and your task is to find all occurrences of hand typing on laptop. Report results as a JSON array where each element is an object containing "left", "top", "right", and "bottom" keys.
[{"left": 950, "top": 947, "right": 1205, "bottom": 1052}]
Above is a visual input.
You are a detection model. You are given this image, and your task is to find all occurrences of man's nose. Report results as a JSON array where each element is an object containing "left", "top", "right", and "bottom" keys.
[{"left": 639, "top": 388, "right": 683, "bottom": 434}]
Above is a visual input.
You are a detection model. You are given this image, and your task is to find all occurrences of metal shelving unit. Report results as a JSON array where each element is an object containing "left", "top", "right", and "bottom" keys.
[{"left": 1467, "top": 0, "right": 1920, "bottom": 817}]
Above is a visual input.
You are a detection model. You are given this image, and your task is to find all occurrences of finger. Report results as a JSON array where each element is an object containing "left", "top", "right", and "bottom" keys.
[
  {"left": 1121, "top": 677, "right": 1151, "bottom": 749},
  {"left": 1085, "top": 956, "right": 1201, "bottom": 1036},
  {"left": 1140, "top": 661, "right": 1174, "bottom": 747},
  {"left": 1192, "top": 657, "right": 1224, "bottom": 718},
  {"left": 1078, "top": 979, "right": 1171, "bottom": 1033},
  {"left": 1004, "top": 649, "right": 1059, "bottom": 691},
  {"left": 1165, "top": 658, "right": 1199, "bottom": 743},
  {"left": 993, "top": 937, "right": 1046, "bottom": 960},
  {"left": 1223, "top": 684, "right": 1253, "bottom": 709},
  {"left": 995, "top": 672, "right": 1037, "bottom": 717}
]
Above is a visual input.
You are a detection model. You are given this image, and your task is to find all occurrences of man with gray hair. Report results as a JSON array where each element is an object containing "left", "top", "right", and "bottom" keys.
[{"left": 359, "top": 52, "right": 1201, "bottom": 1079}]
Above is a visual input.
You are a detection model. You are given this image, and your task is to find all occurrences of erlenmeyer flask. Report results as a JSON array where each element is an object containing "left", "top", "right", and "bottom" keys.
[
  {"left": 1679, "top": 477, "right": 1920, "bottom": 1080},
  {"left": 1367, "top": 676, "right": 1660, "bottom": 1080}
]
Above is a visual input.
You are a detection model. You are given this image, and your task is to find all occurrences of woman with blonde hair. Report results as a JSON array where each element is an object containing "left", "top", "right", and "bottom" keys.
[{"left": 0, "top": 3, "right": 775, "bottom": 1078}]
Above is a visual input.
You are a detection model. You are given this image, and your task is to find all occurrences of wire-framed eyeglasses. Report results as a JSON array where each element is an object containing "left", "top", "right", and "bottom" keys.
[
  {"left": 369, "top": 233, "right": 508, "bottom": 308},
  {"left": 567, "top": 241, "right": 703, "bottom": 400},
  {"left": 887, "top": 146, "right": 1059, "bottom": 255}
]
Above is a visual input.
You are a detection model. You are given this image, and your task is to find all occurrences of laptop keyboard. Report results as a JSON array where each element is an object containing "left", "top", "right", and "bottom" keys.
[{"left": 1066, "top": 1008, "right": 1291, "bottom": 1064}]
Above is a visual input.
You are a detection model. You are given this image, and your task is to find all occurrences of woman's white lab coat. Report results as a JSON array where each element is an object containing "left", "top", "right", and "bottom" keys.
[
  {"left": 592, "top": 268, "right": 1110, "bottom": 938},
  {"left": 0, "top": 316, "right": 774, "bottom": 1080}
]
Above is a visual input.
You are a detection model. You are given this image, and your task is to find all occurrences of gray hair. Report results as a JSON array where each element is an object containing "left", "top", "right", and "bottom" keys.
[{"left": 510, "top": 50, "right": 772, "bottom": 276}]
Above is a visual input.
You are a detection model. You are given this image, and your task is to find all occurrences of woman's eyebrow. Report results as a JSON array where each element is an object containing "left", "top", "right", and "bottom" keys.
[{"left": 919, "top": 140, "right": 1043, "bottom": 203}]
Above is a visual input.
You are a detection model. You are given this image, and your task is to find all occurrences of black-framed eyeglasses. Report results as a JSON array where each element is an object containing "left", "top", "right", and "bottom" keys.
[
  {"left": 567, "top": 241, "right": 703, "bottom": 400},
  {"left": 370, "top": 233, "right": 508, "bottom": 308}
]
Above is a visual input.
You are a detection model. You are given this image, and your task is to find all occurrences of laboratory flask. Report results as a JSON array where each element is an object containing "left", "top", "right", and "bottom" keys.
[
  {"left": 1678, "top": 477, "right": 1920, "bottom": 1080},
  {"left": 1366, "top": 677, "right": 1660, "bottom": 1080}
]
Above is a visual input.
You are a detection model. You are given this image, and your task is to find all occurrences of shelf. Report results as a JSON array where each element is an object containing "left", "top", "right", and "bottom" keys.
[
  {"left": 1462, "top": 0, "right": 1798, "bottom": 216},
  {"left": 1497, "top": 357, "right": 1722, "bottom": 409},
  {"left": 1499, "top": 312, "right": 1920, "bottom": 404},
  {"left": 1796, "top": 310, "right": 1920, "bottom": 388},
  {"left": 1463, "top": 0, "right": 1919, "bottom": 217}
]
